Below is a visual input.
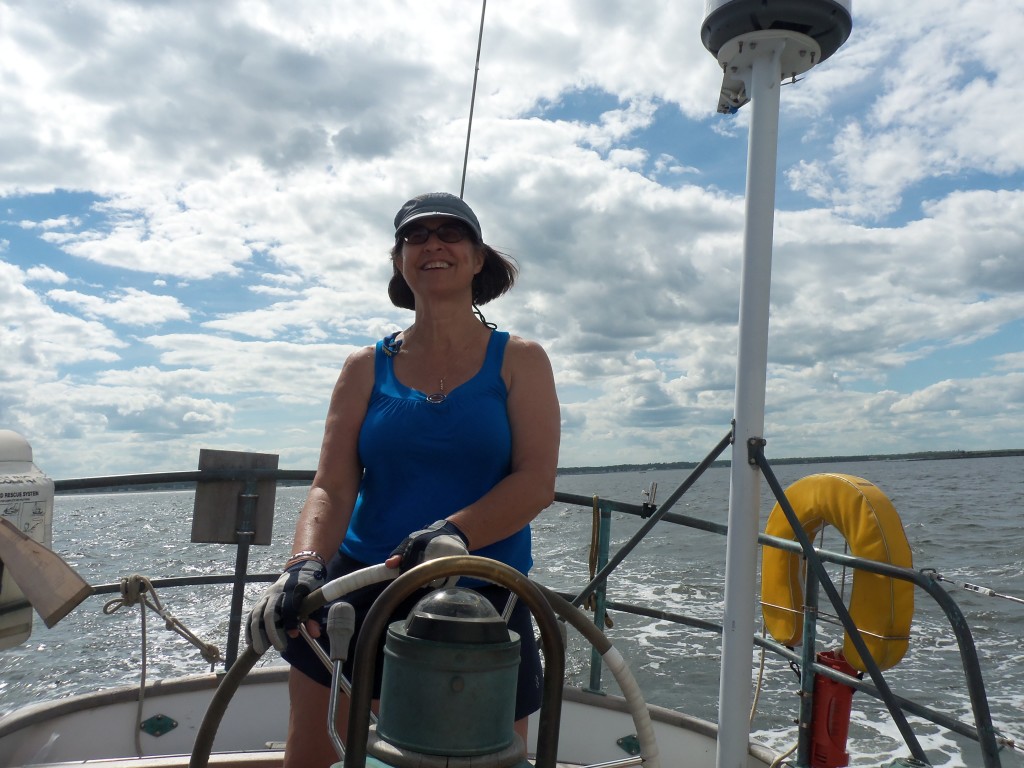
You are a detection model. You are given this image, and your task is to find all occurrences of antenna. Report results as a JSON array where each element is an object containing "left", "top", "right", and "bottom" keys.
[
  {"left": 459, "top": 0, "right": 488, "bottom": 199},
  {"left": 702, "top": 0, "right": 852, "bottom": 112}
]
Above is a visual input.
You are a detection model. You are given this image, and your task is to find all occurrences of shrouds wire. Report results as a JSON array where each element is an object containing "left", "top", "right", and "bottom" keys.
[{"left": 459, "top": 0, "right": 487, "bottom": 199}]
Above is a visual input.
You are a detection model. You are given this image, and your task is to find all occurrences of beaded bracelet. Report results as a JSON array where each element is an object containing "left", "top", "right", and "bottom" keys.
[{"left": 285, "top": 550, "right": 326, "bottom": 568}]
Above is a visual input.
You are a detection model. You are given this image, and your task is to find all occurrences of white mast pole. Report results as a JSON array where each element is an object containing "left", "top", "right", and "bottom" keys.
[
  {"left": 700, "top": 4, "right": 851, "bottom": 766},
  {"left": 716, "top": 38, "right": 784, "bottom": 768}
]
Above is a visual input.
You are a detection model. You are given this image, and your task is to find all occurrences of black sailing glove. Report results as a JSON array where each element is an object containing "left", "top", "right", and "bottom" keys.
[
  {"left": 390, "top": 520, "right": 470, "bottom": 588},
  {"left": 246, "top": 559, "right": 326, "bottom": 655}
]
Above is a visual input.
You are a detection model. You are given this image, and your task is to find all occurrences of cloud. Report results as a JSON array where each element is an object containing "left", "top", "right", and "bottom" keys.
[
  {"left": 787, "top": 1, "right": 1024, "bottom": 218},
  {"left": 0, "top": 0, "right": 1022, "bottom": 478},
  {"left": 19, "top": 215, "right": 81, "bottom": 231},
  {"left": 47, "top": 287, "right": 190, "bottom": 325},
  {"left": 25, "top": 265, "right": 69, "bottom": 284},
  {"left": 0, "top": 260, "right": 125, "bottom": 383}
]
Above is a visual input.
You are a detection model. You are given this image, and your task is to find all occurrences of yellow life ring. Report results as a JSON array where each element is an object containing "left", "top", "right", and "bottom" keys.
[{"left": 760, "top": 473, "right": 914, "bottom": 671}]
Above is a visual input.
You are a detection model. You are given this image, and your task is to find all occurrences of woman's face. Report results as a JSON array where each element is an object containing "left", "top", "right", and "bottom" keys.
[{"left": 396, "top": 216, "right": 484, "bottom": 301}]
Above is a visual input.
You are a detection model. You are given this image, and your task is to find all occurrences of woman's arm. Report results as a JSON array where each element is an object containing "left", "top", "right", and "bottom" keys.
[
  {"left": 447, "top": 335, "right": 560, "bottom": 549},
  {"left": 290, "top": 345, "right": 375, "bottom": 563}
]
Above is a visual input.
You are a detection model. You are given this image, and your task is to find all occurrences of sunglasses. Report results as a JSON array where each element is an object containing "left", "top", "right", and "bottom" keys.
[{"left": 400, "top": 222, "right": 470, "bottom": 245}]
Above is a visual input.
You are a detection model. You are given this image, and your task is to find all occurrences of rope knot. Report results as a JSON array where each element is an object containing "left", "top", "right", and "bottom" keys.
[
  {"left": 199, "top": 643, "right": 223, "bottom": 665},
  {"left": 103, "top": 574, "right": 152, "bottom": 614},
  {"left": 121, "top": 574, "right": 149, "bottom": 605}
]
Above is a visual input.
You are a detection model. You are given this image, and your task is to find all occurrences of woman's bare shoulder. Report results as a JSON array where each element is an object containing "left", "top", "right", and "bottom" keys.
[
  {"left": 332, "top": 343, "right": 377, "bottom": 394},
  {"left": 504, "top": 333, "right": 549, "bottom": 356},
  {"left": 502, "top": 334, "right": 554, "bottom": 379},
  {"left": 344, "top": 343, "right": 377, "bottom": 368}
]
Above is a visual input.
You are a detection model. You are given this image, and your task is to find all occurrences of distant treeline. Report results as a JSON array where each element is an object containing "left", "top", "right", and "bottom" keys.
[{"left": 555, "top": 448, "right": 1024, "bottom": 477}]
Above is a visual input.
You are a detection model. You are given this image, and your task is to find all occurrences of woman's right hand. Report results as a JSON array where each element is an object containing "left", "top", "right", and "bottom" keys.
[{"left": 246, "top": 560, "right": 327, "bottom": 655}]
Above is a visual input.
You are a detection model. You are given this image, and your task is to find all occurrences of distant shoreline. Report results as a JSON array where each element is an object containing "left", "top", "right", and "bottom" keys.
[
  {"left": 555, "top": 448, "right": 1024, "bottom": 476},
  {"left": 54, "top": 448, "right": 1023, "bottom": 492}
]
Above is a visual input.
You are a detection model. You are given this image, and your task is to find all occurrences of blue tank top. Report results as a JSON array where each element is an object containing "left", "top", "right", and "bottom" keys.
[{"left": 340, "top": 330, "right": 532, "bottom": 575}]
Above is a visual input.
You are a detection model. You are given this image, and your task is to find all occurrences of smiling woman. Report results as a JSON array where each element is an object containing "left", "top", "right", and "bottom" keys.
[
  {"left": 246, "top": 191, "right": 561, "bottom": 767},
  {"left": 387, "top": 192, "right": 519, "bottom": 315}
]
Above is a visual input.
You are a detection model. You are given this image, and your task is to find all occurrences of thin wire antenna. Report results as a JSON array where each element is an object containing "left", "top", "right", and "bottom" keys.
[{"left": 459, "top": 0, "right": 487, "bottom": 200}]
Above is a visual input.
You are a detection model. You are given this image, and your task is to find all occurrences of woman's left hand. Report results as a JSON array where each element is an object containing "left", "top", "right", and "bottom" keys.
[{"left": 386, "top": 520, "right": 470, "bottom": 587}]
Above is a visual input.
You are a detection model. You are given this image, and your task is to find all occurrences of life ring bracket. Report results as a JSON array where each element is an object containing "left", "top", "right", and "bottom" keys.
[{"left": 759, "top": 599, "right": 912, "bottom": 642}]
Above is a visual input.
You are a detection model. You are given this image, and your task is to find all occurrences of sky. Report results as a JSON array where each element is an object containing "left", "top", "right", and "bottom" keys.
[{"left": 1, "top": 0, "right": 1023, "bottom": 480}]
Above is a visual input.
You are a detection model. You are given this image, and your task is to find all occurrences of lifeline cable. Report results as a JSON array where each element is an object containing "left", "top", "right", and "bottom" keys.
[{"left": 924, "top": 569, "right": 1024, "bottom": 606}]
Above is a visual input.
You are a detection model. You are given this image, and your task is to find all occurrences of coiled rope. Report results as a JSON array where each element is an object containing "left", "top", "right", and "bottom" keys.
[
  {"left": 586, "top": 496, "right": 613, "bottom": 628},
  {"left": 103, "top": 574, "right": 223, "bottom": 756}
]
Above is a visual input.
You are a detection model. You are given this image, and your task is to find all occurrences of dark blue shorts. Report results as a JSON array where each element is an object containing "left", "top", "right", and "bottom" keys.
[{"left": 281, "top": 552, "right": 543, "bottom": 721}]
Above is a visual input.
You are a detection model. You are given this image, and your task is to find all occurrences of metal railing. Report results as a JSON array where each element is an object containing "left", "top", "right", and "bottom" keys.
[
  {"left": 44, "top": 450, "right": 1008, "bottom": 767},
  {"left": 568, "top": 440, "right": 1006, "bottom": 768}
]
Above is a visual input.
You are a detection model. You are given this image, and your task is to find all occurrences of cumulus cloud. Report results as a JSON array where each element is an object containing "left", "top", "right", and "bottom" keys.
[
  {"left": 0, "top": 0, "right": 1021, "bottom": 477},
  {"left": 47, "top": 287, "right": 190, "bottom": 325},
  {"left": 25, "top": 265, "right": 69, "bottom": 284},
  {"left": 786, "top": 1, "right": 1024, "bottom": 218}
]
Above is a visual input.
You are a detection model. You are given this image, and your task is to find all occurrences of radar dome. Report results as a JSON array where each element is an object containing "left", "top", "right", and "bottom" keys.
[{"left": 702, "top": 0, "right": 852, "bottom": 63}]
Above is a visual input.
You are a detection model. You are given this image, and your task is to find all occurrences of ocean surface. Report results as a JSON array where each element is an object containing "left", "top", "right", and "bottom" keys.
[{"left": 1, "top": 456, "right": 1021, "bottom": 767}]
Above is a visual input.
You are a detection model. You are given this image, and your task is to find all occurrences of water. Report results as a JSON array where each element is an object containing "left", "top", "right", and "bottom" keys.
[
  {"left": 549, "top": 457, "right": 1024, "bottom": 768},
  {"left": 1, "top": 456, "right": 1021, "bottom": 767}
]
